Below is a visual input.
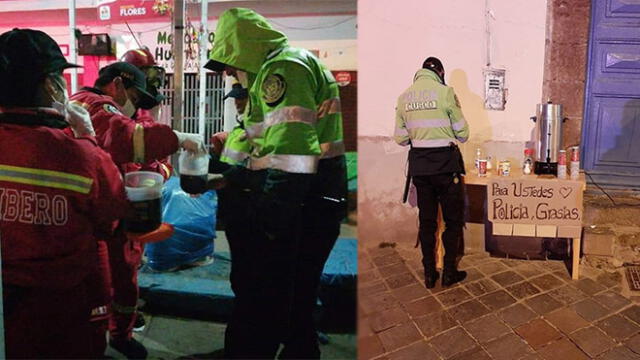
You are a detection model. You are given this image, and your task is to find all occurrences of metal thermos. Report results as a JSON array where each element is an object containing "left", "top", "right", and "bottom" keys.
[{"left": 531, "top": 102, "right": 565, "bottom": 175}]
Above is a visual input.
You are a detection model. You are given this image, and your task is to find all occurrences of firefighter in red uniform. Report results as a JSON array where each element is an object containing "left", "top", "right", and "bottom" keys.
[
  {"left": 104, "top": 48, "right": 171, "bottom": 340},
  {"left": 121, "top": 47, "right": 173, "bottom": 180},
  {"left": 0, "top": 28, "right": 129, "bottom": 359},
  {"left": 70, "top": 62, "right": 204, "bottom": 358}
]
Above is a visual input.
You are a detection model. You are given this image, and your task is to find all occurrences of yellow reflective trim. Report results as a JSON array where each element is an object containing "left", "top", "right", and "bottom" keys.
[
  {"left": 160, "top": 163, "right": 171, "bottom": 177},
  {"left": 68, "top": 100, "right": 90, "bottom": 110},
  {"left": 133, "top": 123, "right": 145, "bottom": 163},
  {"left": 0, "top": 164, "right": 92, "bottom": 184},
  {"left": 0, "top": 175, "right": 91, "bottom": 194}
]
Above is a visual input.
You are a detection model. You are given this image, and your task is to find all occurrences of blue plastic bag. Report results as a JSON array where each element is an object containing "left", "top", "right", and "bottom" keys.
[{"left": 145, "top": 177, "right": 216, "bottom": 271}]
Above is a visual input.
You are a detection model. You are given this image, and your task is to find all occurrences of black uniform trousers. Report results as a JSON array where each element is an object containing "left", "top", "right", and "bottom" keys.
[
  {"left": 279, "top": 156, "right": 347, "bottom": 359},
  {"left": 413, "top": 172, "right": 465, "bottom": 272},
  {"left": 224, "top": 156, "right": 346, "bottom": 360}
]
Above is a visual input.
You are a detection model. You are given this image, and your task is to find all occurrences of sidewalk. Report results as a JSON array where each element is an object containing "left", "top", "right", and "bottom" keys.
[
  {"left": 106, "top": 315, "right": 356, "bottom": 359},
  {"left": 358, "top": 242, "right": 640, "bottom": 359}
]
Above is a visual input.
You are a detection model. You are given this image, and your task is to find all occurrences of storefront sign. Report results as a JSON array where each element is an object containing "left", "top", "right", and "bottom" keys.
[
  {"left": 487, "top": 177, "right": 583, "bottom": 226},
  {"left": 98, "top": 0, "right": 171, "bottom": 22},
  {"left": 335, "top": 71, "right": 351, "bottom": 86},
  {"left": 147, "top": 27, "right": 214, "bottom": 73}
]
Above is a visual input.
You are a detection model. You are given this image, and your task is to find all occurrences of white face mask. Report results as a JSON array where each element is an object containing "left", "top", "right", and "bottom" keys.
[
  {"left": 149, "top": 105, "right": 162, "bottom": 121},
  {"left": 50, "top": 75, "right": 69, "bottom": 117},
  {"left": 122, "top": 97, "right": 137, "bottom": 118},
  {"left": 236, "top": 71, "right": 248, "bottom": 88}
]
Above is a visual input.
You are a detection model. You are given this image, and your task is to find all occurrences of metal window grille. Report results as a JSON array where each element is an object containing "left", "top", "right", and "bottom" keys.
[{"left": 157, "top": 73, "right": 226, "bottom": 147}]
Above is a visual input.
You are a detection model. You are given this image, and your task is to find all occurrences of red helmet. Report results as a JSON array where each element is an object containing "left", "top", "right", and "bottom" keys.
[
  {"left": 121, "top": 47, "right": 166, "bottom": 109},
  {"left": 121, "top": 47, "right": 156, "bottom": 68}
]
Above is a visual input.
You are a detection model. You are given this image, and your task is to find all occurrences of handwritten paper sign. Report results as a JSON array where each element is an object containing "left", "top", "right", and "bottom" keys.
[{"left": 487, "top": 177, "right": 583, "bottom": 226}]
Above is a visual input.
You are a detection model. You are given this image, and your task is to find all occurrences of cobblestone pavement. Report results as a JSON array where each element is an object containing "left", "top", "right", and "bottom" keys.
[{"left": 358, "top": 242, "right": 640, "bottom": 360}]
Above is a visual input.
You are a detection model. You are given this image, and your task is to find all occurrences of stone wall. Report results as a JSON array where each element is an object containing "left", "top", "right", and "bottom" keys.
[
  {"left": 541, "top": 0, "right": 590, "bottom": 148},
  {"left": 542, "top": 0, "right": 640, "bottom": 268}
]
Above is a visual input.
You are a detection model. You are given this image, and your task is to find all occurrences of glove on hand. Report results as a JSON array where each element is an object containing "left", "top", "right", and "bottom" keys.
[
  {"left": 66, "top": 102, "right": 95, "bottom": 137},
  {"left": 174, "top": 131, "right": 206, "bottom": 154}
]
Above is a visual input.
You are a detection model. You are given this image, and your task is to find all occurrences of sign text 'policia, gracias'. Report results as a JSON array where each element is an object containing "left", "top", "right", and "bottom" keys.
[{"left": 488, "top": 179, "right": 583, "bottom": 224}]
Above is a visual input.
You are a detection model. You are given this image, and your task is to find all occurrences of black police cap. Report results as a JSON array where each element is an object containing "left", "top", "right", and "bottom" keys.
[
  {"left": 422, "top": 56, "right": 444, "bottom": 73},
  {"left": 224, "top": 83, "right": 248, "bottom": 100},
  {"left": 204, "top": 59, "right": 225, "bottom": 72}
]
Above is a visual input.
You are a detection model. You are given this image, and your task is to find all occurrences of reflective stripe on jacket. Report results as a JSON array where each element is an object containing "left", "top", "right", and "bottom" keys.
[
  {"left": 246, "top": 47, "right": 345, "bottom": 174},
  {"left": 0, "top": 108, "right": 127, "bottom": 289},
  {"left": 395, "top": 69, "right": 469, "bottom": 147},
  {"left": 70, "top": 88, "right": 179, "bottom": 167},
  {"left": 220, "top": 126, "right": 250, "bottom": 166}
]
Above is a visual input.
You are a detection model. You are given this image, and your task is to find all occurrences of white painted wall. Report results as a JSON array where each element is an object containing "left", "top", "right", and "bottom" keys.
[
  {"left": 358, "top": 0, "right": 547, "bottom": 151},
  {"left": 358, "top": 0, "right": 548, "bottom": 246}
]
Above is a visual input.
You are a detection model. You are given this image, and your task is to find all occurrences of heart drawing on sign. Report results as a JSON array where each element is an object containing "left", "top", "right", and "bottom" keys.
[{"left": 559, "top": 187, "right": 573, "bottom": 199}]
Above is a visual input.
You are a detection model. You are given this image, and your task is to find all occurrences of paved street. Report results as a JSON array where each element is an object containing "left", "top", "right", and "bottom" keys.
[
  {"left": 106, "top": 226, "right": 357, "bottom": 359},
  {"left": 358, "top": 242, "right": 640, "bottom": 359}
]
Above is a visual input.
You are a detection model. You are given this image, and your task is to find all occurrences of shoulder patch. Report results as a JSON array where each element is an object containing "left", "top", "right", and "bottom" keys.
[
  {"left": 262, "top": 74, "right": 287, "bottom": 107},
  {"left": 103, "top": 104, "right": 122, "bottom": 115}
]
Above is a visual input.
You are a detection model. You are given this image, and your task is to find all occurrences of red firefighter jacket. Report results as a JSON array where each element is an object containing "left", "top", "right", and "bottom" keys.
[
  {"left": 69, "top": 88, "right": 178, "bottom": 169},
  {"left": 122, "top": 108, "right": 173, "bottom": 180},
  {"left": 0, "top": 107, "right": 128, "bottom": 289}
]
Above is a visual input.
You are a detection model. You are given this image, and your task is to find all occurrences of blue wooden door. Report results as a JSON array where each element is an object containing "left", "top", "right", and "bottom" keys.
[{"left": 583, "top": 0, "right": 640, "bottom": 189}]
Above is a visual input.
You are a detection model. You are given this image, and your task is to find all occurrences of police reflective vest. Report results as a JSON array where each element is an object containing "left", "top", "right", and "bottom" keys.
[
  {"left": 208, "top": 8, "right": 344, "bottom": 174},
  {"left": 244, "top": 47, "right": 344, "bottom": 174},
  {"left": 394, "top": 69, "right": 469, "bottom": 148},
  {"left": 220, "top": 125, "right": 251, "bottom": 166}
]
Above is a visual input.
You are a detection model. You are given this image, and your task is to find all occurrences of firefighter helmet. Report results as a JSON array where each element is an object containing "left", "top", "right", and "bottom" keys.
[
  {"left": 121, "top": 47, "right": 166, "bottom": 109},
  {"left": 121, "top": 47, "right": 156, "bottom": 68}
]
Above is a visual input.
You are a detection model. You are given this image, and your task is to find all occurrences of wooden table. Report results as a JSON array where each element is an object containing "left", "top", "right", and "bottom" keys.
[{"left": 463, "top": 168, "right": 586, "bottom": 279}]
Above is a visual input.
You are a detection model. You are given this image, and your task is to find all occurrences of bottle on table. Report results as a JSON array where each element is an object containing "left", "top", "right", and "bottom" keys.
[
  {"left": 570, "top": 146, "right": 580, "bottom": 180},
  {"left": 557, "top": 149, "right": 567, "bottom": 179},
  {"left": 523, "top": 149, "right": 533, "bottom": 175}
]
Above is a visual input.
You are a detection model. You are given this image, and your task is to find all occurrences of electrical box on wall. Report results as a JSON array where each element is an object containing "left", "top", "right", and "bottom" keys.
[{"left": 484, "top": 68, "right": 506, "bottom": 110}]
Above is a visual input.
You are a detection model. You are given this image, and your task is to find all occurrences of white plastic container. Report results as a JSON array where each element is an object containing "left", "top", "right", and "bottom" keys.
[
  {"left": 557, "top": 164, "right": 567, "bottom": 179},
  {"left": 179, "top": 150, "right": 210, "bottom": 194},
  {"left": 570, "top": 162, "right": 580, "bottom": 180},
  {"left": 124, "top": 171, "right": 164, "bottom": 233}
]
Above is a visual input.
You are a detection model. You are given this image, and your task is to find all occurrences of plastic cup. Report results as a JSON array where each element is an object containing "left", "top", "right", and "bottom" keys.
[{"left": 124, "top": 171, "right": 164, "bottom": 233}]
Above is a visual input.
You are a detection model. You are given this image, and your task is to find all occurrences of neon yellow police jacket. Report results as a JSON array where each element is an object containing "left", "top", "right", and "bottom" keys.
[
  {"left": 394, "top": 69, "right": 469, "bottom": 147},
  {"left": 209, "top": 8, "right": 344, "bottom": 174}
]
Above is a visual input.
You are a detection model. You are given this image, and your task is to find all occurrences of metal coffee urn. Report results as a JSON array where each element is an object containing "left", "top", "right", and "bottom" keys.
[{"left": 531, "top": 102, "right": 565, "bottom": 175}]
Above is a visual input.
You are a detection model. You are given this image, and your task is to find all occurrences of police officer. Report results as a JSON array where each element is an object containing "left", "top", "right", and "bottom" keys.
[
  {"left": 205, "top": 8, "right": 347, "bottom": 359},
  {"left": 209, "top": 82, "right": 250, "bottom": 164},
  {"left": 0, "top": 28, "right": 128, "bottom": 358},
  {"left": 207, "top": 80, "right": 255, "bottom": 357},
  {"left": 394, "top": 57, "right": 469, "bottom": 288}
]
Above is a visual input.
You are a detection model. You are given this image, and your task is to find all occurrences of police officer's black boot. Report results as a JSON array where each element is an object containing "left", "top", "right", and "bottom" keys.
[
  {"left": 442, "top": 266, "right": 466, "bottom": 287},
  {"left": 424, "top": 265, "right": 439, "bottom": 289}
]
